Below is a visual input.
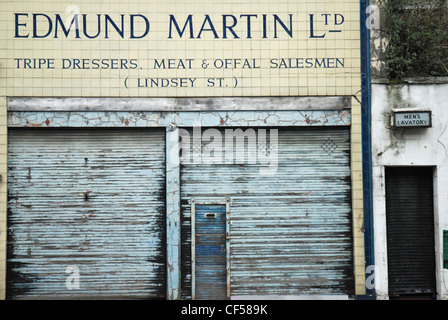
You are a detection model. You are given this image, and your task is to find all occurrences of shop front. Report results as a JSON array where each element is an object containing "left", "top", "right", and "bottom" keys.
[{"left": 0, "top": 0, "right": 366, "bottom": 300}]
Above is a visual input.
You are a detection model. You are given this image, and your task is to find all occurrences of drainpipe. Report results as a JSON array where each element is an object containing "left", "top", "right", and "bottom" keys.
[{"left": 360, "top": 0, "right": 375, "bottom": 299}]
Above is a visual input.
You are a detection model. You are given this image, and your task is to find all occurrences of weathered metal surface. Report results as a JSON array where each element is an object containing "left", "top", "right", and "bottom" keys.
[
  {"left": 166, "top": 126, "right": 181, "bottom": 300},
  {"left": 385, "top": 167, "right": 436, "bottom": 296},
  {"left": 8, "top": 110, "right": 351, "bottom": 128},
  {"left": 193, "top": 204, "right": 227, "bottom": 300},
  {"left": 190, "top": 199, "right": 196, "bottom": 300},
  {"left": 225, "top": 197, "right": 231, "bottom": 300},
  {"left": 7, "top": 96, "right": 351, "bottom": 112},
  {"left": 444, "top": 231, "right": 448, "bottom": 269},
  {"left": 7, "top": 128, "right": 166, "bottom": 299},
  {"left": 7, "top": 108, "right": 351, "bottom": 300},
  {"left": 181, "top": 127, "right": 353, "bottom": 298}
]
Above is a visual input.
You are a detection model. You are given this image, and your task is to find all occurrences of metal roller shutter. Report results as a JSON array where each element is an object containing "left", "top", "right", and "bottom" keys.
[
  {"left": 181, "top": 127, "right": 353, "bottom": 298},
  {"left": 7, "top": 128, "right": 166, "bottom": 299},
  {"left": 385, "top": 166, "right": 436, "bottom": 297}
]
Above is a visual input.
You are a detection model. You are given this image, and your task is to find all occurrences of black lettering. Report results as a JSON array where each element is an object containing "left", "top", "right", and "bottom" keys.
[
  {"left": 222, "top": 15, "right": 239, "bottom": 39},
  {"left": 82, "top": 14, "right": 101, "bottom": 39},
  {"left": 54, "top": 13, "right": 80, "bottom": 38},
  {"left": 15, "top": 13, "right": 29, "bottom": 38},
  {"left": 336, "top": 58, "right": 344, "bottom": 68},
  {"left": 105, "top": 14, "right": 125, "bottom": 38},
  {"left": 168, "top": 15, "right": 194, "bottom": 39},
  {"left": 197, "top": 15, "right": 219, "bottom": 39},
  {"left": 33, "top": 13, "right": 52, "bottom": 38},
  {"left": 91, "top": 59, "right": 100, "bottom": 69},
  {"left": 273, "top": 14, "right": 293, "bottom": 38},
  {"left": 129, "top": 59, "right": 138, "bottom": 69},
  {"left": 130, "top": 14, "right": 150, "bottom": 39},
  {"left": 240, "top": 14, "right": 257, "bottom": 38}
]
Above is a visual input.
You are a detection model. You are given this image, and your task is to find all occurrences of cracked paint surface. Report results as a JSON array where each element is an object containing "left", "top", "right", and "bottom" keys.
[
  {"left": 166, "top": 127, "right": 181, "bottom": 300},
  {"left": 8, "top": 110, "right": 351, "bottom": 128}
]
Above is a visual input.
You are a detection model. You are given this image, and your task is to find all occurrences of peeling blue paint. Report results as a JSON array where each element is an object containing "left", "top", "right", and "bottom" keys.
[
  {"left": 8, "top": 110, "right": 351, "bottom": 128},
  {"left": 166, "top": 126, "right": 181, "bottom": 300}
]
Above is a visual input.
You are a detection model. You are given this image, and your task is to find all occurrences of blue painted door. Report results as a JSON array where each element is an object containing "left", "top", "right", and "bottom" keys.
[{"left": 195, "top": 204, "right": 227, "bottom": 300}]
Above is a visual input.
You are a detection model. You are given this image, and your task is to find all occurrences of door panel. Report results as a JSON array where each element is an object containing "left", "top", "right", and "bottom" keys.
[
  {"left": 385, "top": 166, "right": 436, "bottom": 297},
  {"left": 194, "top": 204, "right": 227, "bottom": 300}
]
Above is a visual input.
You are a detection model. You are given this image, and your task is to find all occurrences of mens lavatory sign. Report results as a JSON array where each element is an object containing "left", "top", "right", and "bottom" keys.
[{"left": 4, "top": 0, "right": 360, "bottom": 97}]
